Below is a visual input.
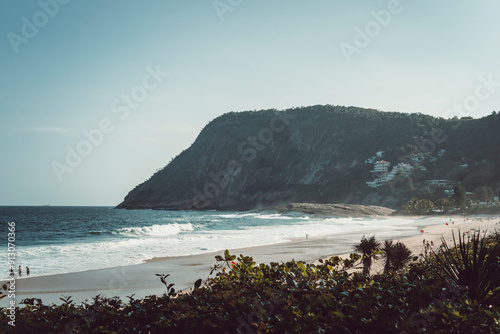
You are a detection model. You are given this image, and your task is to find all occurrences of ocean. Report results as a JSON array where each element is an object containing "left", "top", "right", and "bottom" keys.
[{"left": 1, "top": 206, "right": 437, "bottom": 279}]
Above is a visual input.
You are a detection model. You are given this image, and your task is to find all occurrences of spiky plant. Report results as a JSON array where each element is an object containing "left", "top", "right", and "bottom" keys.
[
  {"left": 354, "top": 235, "right": 380, "bottom": 276},
  {"left": 429, "top": 230, "right": 500, "bottom": 306}
]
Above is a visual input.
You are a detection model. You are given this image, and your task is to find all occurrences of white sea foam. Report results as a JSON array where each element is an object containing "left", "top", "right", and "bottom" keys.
[
  {"left": 112, "top": 223, "right": 194, "bottom": 237},
  {"left": 216, "top": 212, "right": 308, "bottom": 220}
]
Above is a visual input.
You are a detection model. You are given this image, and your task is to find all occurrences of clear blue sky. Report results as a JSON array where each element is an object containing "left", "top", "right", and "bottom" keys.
[{"left": 1, "top": 0, "right": 499, "bottom": 206}]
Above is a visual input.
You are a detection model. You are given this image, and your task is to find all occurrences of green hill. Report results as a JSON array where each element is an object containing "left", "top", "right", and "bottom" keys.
[{"left": 116, "top": 105, "right": 500, "bottom": 210}]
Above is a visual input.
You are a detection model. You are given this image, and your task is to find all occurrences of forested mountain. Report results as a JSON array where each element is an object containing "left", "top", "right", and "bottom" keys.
[{"left": 116, "top": 105, "right": 500, "bottom": 210}]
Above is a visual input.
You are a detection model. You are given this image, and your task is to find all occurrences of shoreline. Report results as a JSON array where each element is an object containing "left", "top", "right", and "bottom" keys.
[{"left": 2, "top": 214, "right": 499, "bottom": 307}]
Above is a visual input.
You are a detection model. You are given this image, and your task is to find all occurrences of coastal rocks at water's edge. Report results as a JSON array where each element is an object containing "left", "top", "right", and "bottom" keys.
[
  {"left": 117, "top": 105, "right": 500, "bottom": 211},
  {"left": 267, "top": 203, "right": 395, "bottom": 217}
]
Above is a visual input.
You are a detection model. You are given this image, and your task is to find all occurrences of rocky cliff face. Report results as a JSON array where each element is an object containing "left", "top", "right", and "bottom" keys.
[{"left": 116, "top": 105, "right": 500, "bottom": 210}]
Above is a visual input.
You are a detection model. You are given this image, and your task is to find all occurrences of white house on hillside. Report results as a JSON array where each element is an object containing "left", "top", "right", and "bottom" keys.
[
  {"left": 425, "top": 180, "right": 454, "bottom": 188},
  {"left": 371, "top": 160, "right": 390, "bottom": 173},
  {"left": 366, "top": 161, "right": 414, "bottom": 188},
  {"left": 365, "top": 151, "right": 385, "bottom": 164}
]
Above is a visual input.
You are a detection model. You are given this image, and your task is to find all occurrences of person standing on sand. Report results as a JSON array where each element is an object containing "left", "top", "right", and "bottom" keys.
[
  {"left": 26, "top": 266, "right": 30, "bottom": 276},
  {"left": 18, "top": 265, "right": 22, "bottom": 277}
]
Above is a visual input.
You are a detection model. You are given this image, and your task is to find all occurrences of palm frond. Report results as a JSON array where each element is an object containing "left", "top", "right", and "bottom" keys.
[{"left": 354, "top": 235, "right": 380, "bottom": 275}]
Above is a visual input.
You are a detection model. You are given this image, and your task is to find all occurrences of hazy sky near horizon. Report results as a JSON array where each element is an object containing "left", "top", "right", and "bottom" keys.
[{"left": 1, "top": 0, "right": 499, "bottom": 206}]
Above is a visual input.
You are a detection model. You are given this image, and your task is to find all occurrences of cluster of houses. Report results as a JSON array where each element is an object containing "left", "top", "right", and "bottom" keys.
[
  {"left": 365, "top": 160, "right": 414, "bottom": 188},
  {"left": 365, "top": 150, "right": 454, "bottom": 192},
  {"left": 365, "top": 151, "right": 499, "bottom": 206}
]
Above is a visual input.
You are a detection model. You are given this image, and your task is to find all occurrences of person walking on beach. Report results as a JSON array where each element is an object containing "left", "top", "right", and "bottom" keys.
[
  {"left": 26, "top": 266, "right": 30, "bottom": 276},
  {"left": 18, "top": 265, "right": 22, "bottom": 277}
]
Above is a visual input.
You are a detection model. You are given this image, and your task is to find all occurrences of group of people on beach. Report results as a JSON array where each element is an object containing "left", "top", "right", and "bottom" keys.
[
  {"left": 10, "top": 265, "right": 30, "bottom": 277},
  {"left": 422, "top": 239, "right": 434, "bottom": 254}
]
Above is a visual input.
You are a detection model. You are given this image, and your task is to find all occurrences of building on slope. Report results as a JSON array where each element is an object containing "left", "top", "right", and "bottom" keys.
[{"left": 366, "top": 161, "right": 414, "bottom": 188}]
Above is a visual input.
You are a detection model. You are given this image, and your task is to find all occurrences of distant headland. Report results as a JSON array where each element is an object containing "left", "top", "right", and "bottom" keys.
[{"left": 116, "top": 105, "right": 500, "bottom": 211}]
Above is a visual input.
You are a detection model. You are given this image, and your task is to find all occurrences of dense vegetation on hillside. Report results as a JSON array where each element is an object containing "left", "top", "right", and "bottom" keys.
[
  {"left": 2, "top": 231, "right": 499, "bottom": 333},
  {"left": 117, "top": 106, "right": 500, "bottom": 210}
]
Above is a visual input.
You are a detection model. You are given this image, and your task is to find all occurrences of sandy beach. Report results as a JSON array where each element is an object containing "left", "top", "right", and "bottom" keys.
[
  {"left": 339, "top": 215, "right": 500, "bottom": 275},
  {"left": 2, "top": 214, "right": 499, "bottom": 307}
]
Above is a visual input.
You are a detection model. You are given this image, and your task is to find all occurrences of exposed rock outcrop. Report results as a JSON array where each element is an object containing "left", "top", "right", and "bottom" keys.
[{"left": 267, "top": 203, "right": 395, "bottom": 217}]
